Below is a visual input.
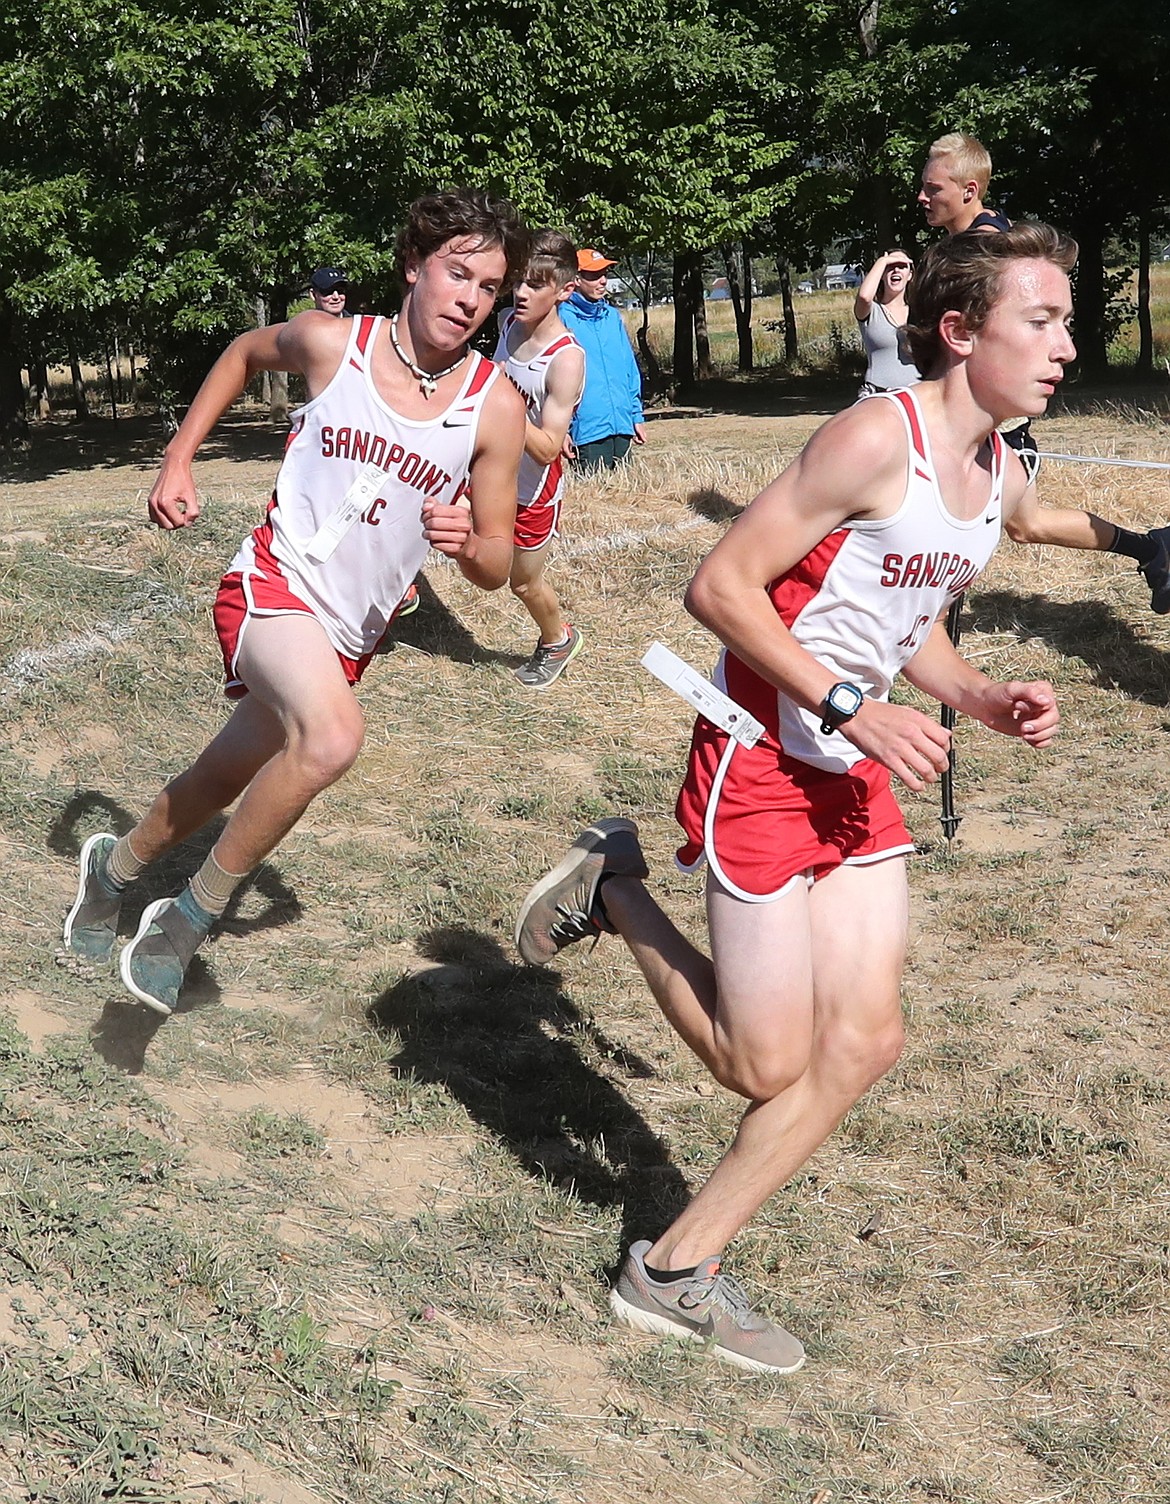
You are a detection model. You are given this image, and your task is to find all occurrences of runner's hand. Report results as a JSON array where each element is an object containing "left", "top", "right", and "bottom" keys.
[
  {"left": 975, "top": 680, "right": 1059, "bottom": 747},
  {"left": 422, "top": 500, "right": 474, "bottom": 556},
  {"left": 147, "top": 457, "right": 201, "bottom": 529},
  {"left": 843, "top": 699, "right": 952, "bottom": 792}
]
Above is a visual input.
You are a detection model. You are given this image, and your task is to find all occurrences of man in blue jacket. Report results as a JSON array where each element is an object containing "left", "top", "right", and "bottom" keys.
[{"left": 559, "top": 249, "right": 646, "bottom": 471}]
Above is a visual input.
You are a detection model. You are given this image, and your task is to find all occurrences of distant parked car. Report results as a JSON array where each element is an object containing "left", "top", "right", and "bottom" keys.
[{"left": 797, "top": 280, "right": 815, "bottom": 295}]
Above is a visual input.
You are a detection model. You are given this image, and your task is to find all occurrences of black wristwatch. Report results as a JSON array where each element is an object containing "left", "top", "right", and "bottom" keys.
[{"left": 820, "top": 682, "right": 865, "bottom": 735}]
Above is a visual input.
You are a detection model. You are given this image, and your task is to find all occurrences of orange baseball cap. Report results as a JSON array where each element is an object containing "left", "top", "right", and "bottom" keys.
[{"left": 577, "top": 248, "right": 616, "bottom": 272}]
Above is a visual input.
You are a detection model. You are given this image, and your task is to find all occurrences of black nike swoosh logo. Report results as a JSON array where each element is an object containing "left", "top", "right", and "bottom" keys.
[{"left": 986, "top": 513, "right": 1000, "bottom": 524}]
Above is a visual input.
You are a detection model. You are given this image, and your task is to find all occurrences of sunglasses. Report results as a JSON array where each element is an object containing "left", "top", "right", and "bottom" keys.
[
  {"left": 578, "top": 269, "right": 609, "bottom": 279},
  {"left": 886, "top": 263, "right": 912, "bottom": 272}
]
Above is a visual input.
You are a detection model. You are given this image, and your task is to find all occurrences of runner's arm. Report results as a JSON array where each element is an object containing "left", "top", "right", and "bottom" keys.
[
  {"left": 522, "top": 346, "right": 585, "bottom": 466},
  {"left": 1003, "top": 451, "right": 1116, "bottom": 550},
  {"left": 901, "top": 617, "right": 1059, "bottom": 747},
  {"left": 147, "top": 313, "right": 348, "bottom": 530},
  {"left": 684, "top": 403, "right": 955, "bottom": 790},
  {"left": 423, "top": 376, "right": 524, "bottom": 590}
]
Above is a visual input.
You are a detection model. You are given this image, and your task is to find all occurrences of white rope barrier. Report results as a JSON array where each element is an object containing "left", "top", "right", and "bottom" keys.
[{"left": 1037, "top": 451, "right": 1170, "bottom": 472}]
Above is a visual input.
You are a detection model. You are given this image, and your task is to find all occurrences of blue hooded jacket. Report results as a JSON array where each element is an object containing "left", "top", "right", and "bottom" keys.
[{"left": 559, "top": 291, "right": 645, "bottom": 445}]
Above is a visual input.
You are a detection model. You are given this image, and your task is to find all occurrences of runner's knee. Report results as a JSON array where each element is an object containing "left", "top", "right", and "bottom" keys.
[
  {"left": 286, "top": 710, "right": 365, "bottom": 790},
  {"left": 818, "top": 1015, "right": 904, "bottom": 1096},
  {"left": 716, "top": 1033, "right": 811, "bottom": 1102}
]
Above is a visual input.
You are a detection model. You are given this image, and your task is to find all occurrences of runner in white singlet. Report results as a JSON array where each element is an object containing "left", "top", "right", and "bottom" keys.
[
  {"left": 493, "top": 230, "right": 586, "bottom": 688},
  {"left": 62, "top": 189, "right": 529, "bottom": 1017},
  {"left": 516, "top": 225, "right": 1072, "bottom": 1375},
  {"left": 921, "top": 131, "right": 1170, "bottom": 611}
]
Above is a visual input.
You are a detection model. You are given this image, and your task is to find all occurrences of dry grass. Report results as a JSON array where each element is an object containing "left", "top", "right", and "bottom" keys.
[{"left": 1, "top": 386, "right": 1170, "bottom": 1503}]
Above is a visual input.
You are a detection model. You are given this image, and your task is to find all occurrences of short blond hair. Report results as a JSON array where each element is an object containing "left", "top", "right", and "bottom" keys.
[{"left": 928, "top": 133, "right": 992, "bottom": 197}]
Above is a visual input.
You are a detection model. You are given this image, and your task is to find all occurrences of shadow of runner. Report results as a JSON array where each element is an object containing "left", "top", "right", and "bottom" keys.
[
  {"left": 380, "top": 575, "right": 524, "bottom": 669},
  {"left": 965, "top": 590, "right": 1170, "bottom": 708},
  {"left": 367, "top": 925, "right": 692, "bottom": 1249}
]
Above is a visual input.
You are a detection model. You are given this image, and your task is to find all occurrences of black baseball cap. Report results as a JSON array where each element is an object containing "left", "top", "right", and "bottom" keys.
[{"left": 309, "top": 267, "right": 347, "bottom": 292}]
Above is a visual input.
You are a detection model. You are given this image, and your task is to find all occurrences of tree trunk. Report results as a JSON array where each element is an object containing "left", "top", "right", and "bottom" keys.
[
  {"left": 672, "top": 255, "right": 696, "bottom": 392},
  {"left": 636, "top": 255, "right": 663, "bottom": 397},
  {"left": 268, "top": 286, "right": 289, "bottom": 424},
  {"left": 778, "top": 256, "right": 799, "bottom": 364},
  {"left": 871, "top": 175, "right": 897, "bottom": 258},
  {"left": 743, "top": 244, "right": 753, "bottom": 363},
  {"left": 30, "top": 343, "right": 50, "bottom": 420},
  {"left": 0, "top": 301, "right": 29, "bottom": 444},
  {"left": 721, "top": 244, "right": 753, "bottom": 372},
  {"left": 1137, "top": 215, "right": 1152, "bottom": 377},
  {"left": 1072, "top": 220, "right": 1108, "bottom": 378},
  {"left": 69, "top": 343, "right": 89, "bottom": 420},
  {"left": 692, "top": 255, "right": 712, "bottom": 381},
  {"left": 105, "top": 348, "right": 118, "bottom": 421},
  {"left": 256, "top": 294, "right": 272, "bottom": 407},
  {"left": 129, "top": 345, "right": 138, "bottom": 410}
]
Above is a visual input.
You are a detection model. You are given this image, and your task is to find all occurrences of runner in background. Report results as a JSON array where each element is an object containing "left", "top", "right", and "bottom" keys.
[
  {"left": 495, "top": 230, "right": 587, "bottom": 687},
  {"left": 921, "top": 132, "right": 1170, "bottom": 610}
]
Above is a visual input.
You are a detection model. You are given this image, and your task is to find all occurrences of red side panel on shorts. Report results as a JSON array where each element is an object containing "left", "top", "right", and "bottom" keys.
[
  {"left": 533, "top": 456, "right": 563, "bottom": 507},
  {"left": 674, "top": 719, "right": 911, "bottom": 898}
]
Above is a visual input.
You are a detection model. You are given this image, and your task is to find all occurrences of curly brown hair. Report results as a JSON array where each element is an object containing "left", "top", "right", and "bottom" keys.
[
  {"left": 904, "top": 222, "right": 1078, "bottom": 376},
  {"left": 395, "top": 187, "right": 529, "bottom": 290}
]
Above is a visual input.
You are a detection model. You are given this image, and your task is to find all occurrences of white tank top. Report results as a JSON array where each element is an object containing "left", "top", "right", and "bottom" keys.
[
  {"left": 494, "top": 311, "right": 582, "bottom": 506},
  {"left": 717, "top": 387, "right": 1005, "bottom": 773},
  {"left": 228, "top": 315, "right": 498, "bottom": 657}
]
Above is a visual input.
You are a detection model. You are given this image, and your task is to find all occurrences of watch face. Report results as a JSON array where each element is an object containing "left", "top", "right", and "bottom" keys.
[{"left": 828, "top": 683, "right": 864, "bottom": 717}]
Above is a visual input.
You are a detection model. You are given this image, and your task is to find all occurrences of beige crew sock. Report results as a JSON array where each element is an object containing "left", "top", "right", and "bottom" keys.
[
  {"left": 188, "top": 851, "right": 250, "bottom": 918},
  {"left": 107, "top": 834, "right": 148, "bottom": 890}
]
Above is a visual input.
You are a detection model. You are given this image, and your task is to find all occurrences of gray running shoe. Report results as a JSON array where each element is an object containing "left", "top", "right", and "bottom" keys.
[
  {"left": 1141, "top": 525, "right": 1170, "bottom": 614},
  {"left": 514, "top": 818, "right": 648, "bottom": 966},
  {"left": 610, "top": 1240, "right": 806, "bottom": 1376},
  {"left": 63, "top": 832, "right": 121, "bottom": 961},
  {"left": 119, "top": 894, "right": 211, "bottom": 1016},
  {"left": 514, "top": 624, "right": 584, "bottom": 689}
]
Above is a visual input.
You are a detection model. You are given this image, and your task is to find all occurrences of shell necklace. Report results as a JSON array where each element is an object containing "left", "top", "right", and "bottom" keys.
[{"left": 389, "top": 313, "right": 467, "bottom": 398}]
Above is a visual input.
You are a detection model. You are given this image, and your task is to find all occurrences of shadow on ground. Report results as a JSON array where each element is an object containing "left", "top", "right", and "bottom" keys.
[
  {"left": 49, "top": 791, "right": 302, "bottom": 1072},
  {"left": 368, "top": 925, "right": 692, "bottom": 1250},
  {"left": 0, "top": 412, "right": 287, "bottom": 485},
  {"left": 687, "top": 486, "right": 745, "bottom": 523},
  {"left": 381, "top": 574, "right": 525, "bottom": 668},
  {"left": 965, "top": 589, "right": 1170, "bottom": 707}
]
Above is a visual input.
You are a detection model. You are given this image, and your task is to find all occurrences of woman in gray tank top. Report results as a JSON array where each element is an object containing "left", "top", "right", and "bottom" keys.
[{"left": 854, "top": 251, "right": 920, "bottom": 396}]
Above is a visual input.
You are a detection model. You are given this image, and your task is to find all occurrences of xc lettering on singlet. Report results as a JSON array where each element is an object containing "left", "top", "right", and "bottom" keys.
[{"left": 896, "top": 614, "right": 932, "bottom": 650}]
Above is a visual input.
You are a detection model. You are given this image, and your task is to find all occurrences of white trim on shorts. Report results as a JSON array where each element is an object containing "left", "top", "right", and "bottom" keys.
[{"left": 674, "top": 735, "right": 914, "bottom": 904}]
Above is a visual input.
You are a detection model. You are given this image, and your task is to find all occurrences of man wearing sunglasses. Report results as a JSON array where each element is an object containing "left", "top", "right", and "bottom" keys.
[{"left": 559, "top": 249, "right": 646, "bottom": 472}]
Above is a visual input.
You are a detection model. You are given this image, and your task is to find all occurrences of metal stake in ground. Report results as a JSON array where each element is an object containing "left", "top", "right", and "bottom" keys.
[{"left": 939, "top": 596, "right": 963, "bottom": 842}]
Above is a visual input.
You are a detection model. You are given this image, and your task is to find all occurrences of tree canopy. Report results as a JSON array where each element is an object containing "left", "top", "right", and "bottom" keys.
[{"left": 2, "top": 0, "right": 1167, "bottom": 432}]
